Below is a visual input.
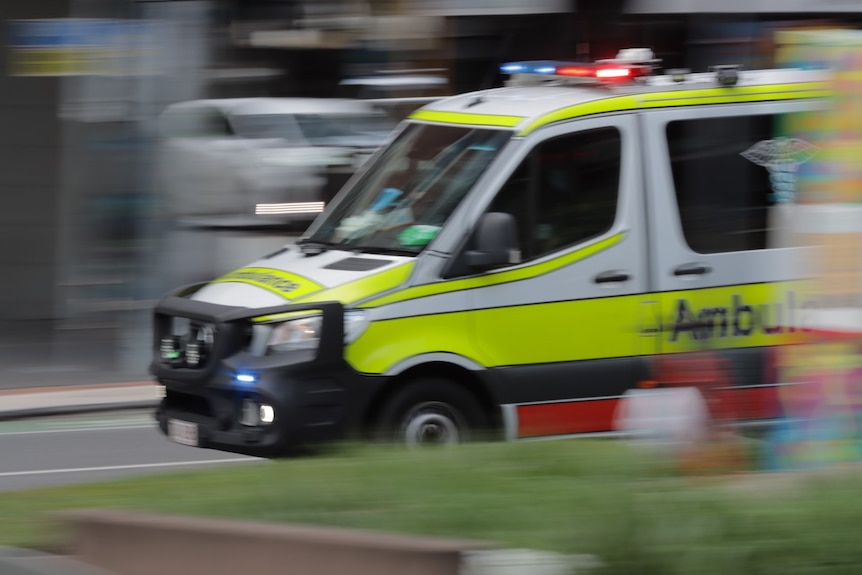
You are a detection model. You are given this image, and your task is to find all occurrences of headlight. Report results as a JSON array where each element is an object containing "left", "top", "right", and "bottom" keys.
[
  {"left": 265, "top": 309, "right": 369, "bottom": 353},
  {"left": 344, "top": 309, "right": 369, "bottom": 343},
  {"left": 268, "top": 315, "right": 322, "bottom": 351}
]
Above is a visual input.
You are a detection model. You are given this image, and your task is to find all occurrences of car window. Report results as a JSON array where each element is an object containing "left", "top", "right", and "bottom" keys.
[
  {"left": 231, "top": 112, "right": 392, "bottom": 146},
  {"left": 294, "top": 113, "right": 395, "bottom": 146},
  {"left": 667, "top": 114, "right": 788, "bottom": 254},
  {"left": 161, "top": 106, "right": 234, "bottom": 139},
  {"left": 487, "top": 127, "right": 622, "bottom": 261},
  {"left": 230, "top": 114, "right": 302, "bottom": 142}
]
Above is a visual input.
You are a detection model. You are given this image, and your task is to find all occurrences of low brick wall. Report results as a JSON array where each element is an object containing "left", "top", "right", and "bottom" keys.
[{"left": 60, "top": 510, "right": 494, "bottom": 575}]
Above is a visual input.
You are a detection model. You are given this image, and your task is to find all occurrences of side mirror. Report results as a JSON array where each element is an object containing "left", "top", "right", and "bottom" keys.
[{"left": 465, "top": 212, "right": 521, "bottom": 271}]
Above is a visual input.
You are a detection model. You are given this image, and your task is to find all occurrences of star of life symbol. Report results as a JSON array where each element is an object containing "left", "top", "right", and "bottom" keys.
[{"left": 740, "top": 138, "right": 819, "bottom": 204}]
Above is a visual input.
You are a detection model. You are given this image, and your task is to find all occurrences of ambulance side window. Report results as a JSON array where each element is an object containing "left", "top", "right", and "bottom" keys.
[
  {"left": 667, "top": 114, "right": 778, "bottom": 253},
  {"left": 487, "top": 127, "right": 621, "bottom": 261}
]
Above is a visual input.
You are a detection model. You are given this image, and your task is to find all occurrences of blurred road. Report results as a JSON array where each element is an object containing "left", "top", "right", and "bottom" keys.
[{"left": 0, "top": 410, "right": 262, "bottom": 492}]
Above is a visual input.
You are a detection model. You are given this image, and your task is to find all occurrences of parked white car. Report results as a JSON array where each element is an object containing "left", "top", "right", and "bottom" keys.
[{"left": 156, "top": 97, "right": 395, "bottom": 227}]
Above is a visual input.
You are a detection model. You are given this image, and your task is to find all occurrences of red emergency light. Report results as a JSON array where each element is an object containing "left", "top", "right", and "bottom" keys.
[{"left": 500, "top": 48, "right": 659, "bottom": 84}]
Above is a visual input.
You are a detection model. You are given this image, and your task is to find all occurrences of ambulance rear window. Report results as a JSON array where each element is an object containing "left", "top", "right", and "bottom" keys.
[{"left": 667, "top": 114, "right": 780, "bottom": 254}]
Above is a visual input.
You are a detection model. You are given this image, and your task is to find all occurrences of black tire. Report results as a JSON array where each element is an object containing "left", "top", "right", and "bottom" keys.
[{"left": 374, "top": 378, "right": 488, "bottom": 447}]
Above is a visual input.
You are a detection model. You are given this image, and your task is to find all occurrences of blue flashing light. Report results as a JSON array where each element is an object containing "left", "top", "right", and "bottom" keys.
[
  {"left": 500, "top": 62, "right": 528, "bottom": 74},
  {"left": 236, "top": 373, "right": 256, "bottom": 384},
  {"left": 499, "top": 60, "right": 561, "bottom": 76}
]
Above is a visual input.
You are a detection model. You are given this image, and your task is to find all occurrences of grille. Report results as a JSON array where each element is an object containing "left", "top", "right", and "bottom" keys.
[{"left": 159, "top": 318, "right": 216, "bottom": 369}]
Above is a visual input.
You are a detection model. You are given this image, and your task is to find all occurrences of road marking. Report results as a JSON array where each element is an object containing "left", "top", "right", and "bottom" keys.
[
  {"left": 42, "top": 421, "right": 153, "bottom": 430},
  {"left": 42, "top": 419, "right": 154, "bottom": 429},
  {"left": 0, "top": 425, "right": 153, "bottom": 437},
  {"left": 43, "top": 417, "right": 152, "bottom": 426},
  {"left": 0, "top": 458, "right": 262, "bottom": 478}
]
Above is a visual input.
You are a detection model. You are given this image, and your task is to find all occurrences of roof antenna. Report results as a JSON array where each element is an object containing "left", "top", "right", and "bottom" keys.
[
  {"left": 711, "top": 64, "right": 741, "bottom": 87},
  {"left": 466, "top": 96, "right": 485, "bottom": 108}
]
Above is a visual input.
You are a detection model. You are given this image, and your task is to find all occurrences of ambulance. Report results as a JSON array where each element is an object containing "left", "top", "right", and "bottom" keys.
[{"left": 152, "top": 48, "right": 830, "bottom": 456}]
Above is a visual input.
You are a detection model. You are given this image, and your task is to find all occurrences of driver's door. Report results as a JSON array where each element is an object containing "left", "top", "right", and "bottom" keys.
[{"left": 465, "top": 115, "right": 651, "bottom": 440}]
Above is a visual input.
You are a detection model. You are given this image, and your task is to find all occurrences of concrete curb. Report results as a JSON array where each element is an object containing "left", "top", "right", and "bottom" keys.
[
  {"left": 58, "top": 510, "right": 594, "bottom": 575},
  {"left": 0, "top": 401, "right": 159, "bottom": 422},
  {"left": 61, "top": 510, "right": 491, "bottom": 575},
  {"left": 0, "top": 546, "right": 117, "bottom": 575},
  {"left": 0, "top": 382, "right": 155, "bottom": 396}
]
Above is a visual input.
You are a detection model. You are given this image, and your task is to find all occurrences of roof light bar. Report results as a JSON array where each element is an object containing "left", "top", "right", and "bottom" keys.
[
  {"left": 500, "top": 49, "right": 659, "bottom": 84},
  {"left": 501, "top": 61, "right": 650, "bottom": 82}
]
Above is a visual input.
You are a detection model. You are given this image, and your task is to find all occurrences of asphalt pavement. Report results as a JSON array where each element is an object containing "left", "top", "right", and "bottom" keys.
[
  {"left": 0, "top": 386, "right": 264, "bottom": 574},
  {"left": 0, "top": 410, "right": 262, "bottom": 492},
  {"left": 0, "top": 315, "right": 260, "bottom": 493}
]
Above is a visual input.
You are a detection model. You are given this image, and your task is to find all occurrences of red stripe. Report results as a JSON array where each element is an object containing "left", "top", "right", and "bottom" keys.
[
  {"left": 805, "top": 329, "right": 862, "bottom": 339},
  {"left": 517, "top": 398, "right": 619, "bottom": 438},
  {"left": 728, "top": 385, "right": 782, "bottom": 421},
  {"left": 515, "top": 385, "right": 784, "bottom": 439}
]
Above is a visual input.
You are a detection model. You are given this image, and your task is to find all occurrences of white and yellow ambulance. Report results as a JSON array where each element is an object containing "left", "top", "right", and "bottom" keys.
[{"left": 152, "top": 48, "right": 829, "bottom": 456}]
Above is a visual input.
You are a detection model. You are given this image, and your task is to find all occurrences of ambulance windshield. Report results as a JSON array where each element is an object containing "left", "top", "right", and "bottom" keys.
[{"left": 304, "top": 123, "right": 512, "bottom": 254}]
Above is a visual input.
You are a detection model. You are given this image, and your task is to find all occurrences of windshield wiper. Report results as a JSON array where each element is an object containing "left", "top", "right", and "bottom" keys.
[
  {"left": 296, "top": 238, "right": 336, "bottom": 256},
  {"left": 347, "top": 246, "right": 419, "bottom": 257},
  {"left": 295, "top": 239, "right": 416, "bottom": 257}
]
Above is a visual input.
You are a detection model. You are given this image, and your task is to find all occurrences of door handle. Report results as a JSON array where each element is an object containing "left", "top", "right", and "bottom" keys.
[
  {"left": 673, "top": 263, "right": 711, "bottom": 277},
  {"left": 594, "top": 270, "right": 631, "bottom": 284}
]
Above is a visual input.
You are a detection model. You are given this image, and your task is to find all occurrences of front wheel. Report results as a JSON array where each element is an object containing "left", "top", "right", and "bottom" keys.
[{"left": 374, "top": 378, "right": 488, "bottom": 447}]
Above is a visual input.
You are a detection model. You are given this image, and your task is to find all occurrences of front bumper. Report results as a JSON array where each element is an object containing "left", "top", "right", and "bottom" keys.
[{"left": 150, "top": 285, "right": 375, "bottom": 457}]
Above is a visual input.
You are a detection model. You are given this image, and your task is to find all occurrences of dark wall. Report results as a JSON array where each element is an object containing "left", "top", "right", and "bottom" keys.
[{"left": 0, "top": 0, "right": 69, "bottom": 320}]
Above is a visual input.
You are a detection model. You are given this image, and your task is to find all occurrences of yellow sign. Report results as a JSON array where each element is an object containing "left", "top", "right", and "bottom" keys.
[
  {"left": 9, "top": 48, "right": 114, "bottom": 76},
  {"left": 7, "top": 19, "right": 160, "bottom": 77}
]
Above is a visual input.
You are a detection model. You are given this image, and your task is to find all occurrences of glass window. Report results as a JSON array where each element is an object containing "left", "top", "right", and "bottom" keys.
[
  {"left": 231, "top": 114, "right": 302, "bottom": 142},
  {"left": 232, "top": 113, "right": 394, "bottom": 146},
  {"left": 487, "top": 127, "right": 621, "bottom": 261},
  {"left": 161, "top": 107, "right": 233, "bottom": 139},
  {"left": 306, "top": 123, "right": 512, "bottom": 254},
  {"left": 293, "top": 113, "right": 395, "bottom": 146},
  {"left": 667, "top": 114, "right": 780, "bottom": 254}
]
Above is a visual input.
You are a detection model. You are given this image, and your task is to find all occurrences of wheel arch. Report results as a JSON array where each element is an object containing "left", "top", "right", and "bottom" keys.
[{"left": 361, "top": 360, "right": 503, "bottom": 437}]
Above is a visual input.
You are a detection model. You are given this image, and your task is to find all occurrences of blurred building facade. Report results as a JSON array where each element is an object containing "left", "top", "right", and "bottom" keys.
[{"left": 4, "top": 0, "right": 862, "bottom": 379}]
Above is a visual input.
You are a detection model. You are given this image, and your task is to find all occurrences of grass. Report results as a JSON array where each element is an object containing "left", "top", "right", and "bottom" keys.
[{"left": 2, "top": 439, "right": 862, "bottom": 575}]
